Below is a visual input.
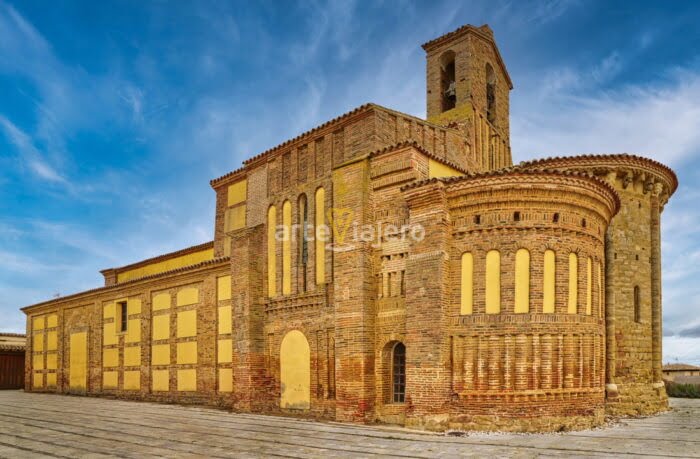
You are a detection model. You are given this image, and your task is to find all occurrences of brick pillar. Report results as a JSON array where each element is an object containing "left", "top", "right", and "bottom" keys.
[
  {"left": 231, "top": 225, "right": 267, "bottom": 412},
  {"left": 403, "top": 182, "right": 451, "bottom": 427},
  {"left": 332, "top": 159, "right": 375, "bottom": 422},
  {"left": 650, "top": 184, "right": 662, "bottom": 383}
]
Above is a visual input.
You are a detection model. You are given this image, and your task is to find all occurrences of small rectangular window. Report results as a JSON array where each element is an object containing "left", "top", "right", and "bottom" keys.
[{"left": 117, "top": 301, "right": 128, "bottom": 333}]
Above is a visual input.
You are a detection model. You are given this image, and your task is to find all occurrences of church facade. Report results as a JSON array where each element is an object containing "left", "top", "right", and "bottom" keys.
[{"left": 22, "top": 24, "right": 677, "bottom": 432}]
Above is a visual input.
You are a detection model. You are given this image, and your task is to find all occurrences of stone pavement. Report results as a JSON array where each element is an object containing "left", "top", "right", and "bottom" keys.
[{"left": 0, "top": 391, "right": 698, "bottom": 458}]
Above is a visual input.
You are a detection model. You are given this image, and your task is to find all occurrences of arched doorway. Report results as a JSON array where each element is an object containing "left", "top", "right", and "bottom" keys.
[{"left": 280, "top": 330, "right": 310, "bottom": 409}]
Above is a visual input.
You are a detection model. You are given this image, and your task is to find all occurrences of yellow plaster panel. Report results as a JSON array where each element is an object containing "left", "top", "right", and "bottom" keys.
[
  {"left": 151, "top": 344, "right": 171, "bottom": 366},
  {"left": 177, "top": 369, "right": 197, "bottom": 392},
  {"left": 128, "top": 298, "right": 142, "bottom": 315},
  {"left": 152, "top": 370, "right": 169, "bottom": 392},
  {"left": 116, "top": 248, "right": 214, "bottom": 283},
  {"left": 123, "top": 371, "right": 141, "bottom": 391},
  {"left": 280, "top": 330, "right": 310, "bottom": 409},
  {"left": 219, "top": 368, "right": 233, "bottom": 393},
  {"left": 217, "top": 275, "right": 231, "bottom": 301},
  {"left": 33, "top": 334, "right": 44, "bottom": 352},
  {"left": 223, "top": 236, "right": 231, "bottom": 257},
  {"left": 46, "top": 353, "right": 57, "bottom": 370},
  {"left": 428, "top": 158, "right": 463, "bottom": 179},
  {"left": 226, "top": 205, "right": 247, "bottom": 231},
  {"left": 460, "top": 252, "right": 473, "bottom": 315},
  {"left": 46, "top": 314, "right": 57, "bottom": 328},
  {"left": 47, "top": 331, "right": 57, "bottom": 351},
  {"left": 152, "top": 314, "right": 170, "bottom": 341},
  {"left": 176, "top": 342, "right": 198, "bottom": 365},
  {"left": 124, "top": 346, "right": 141, "bottom": 366},
  {"left": 176, "top": 310, "right": 197, "bottom": 338},
  {"left": 218, "top": 306, "right": 232, "bottom": 335},
  {"left": 33, "top": 316, "right": 45, "bottom": 331},
  {"left": 176, "top": 287, "right": 199, "bottom": 307},
  {"left": 103, "top": 322, "right": 117, "bottom": 346},
  {"left": 46, "top": 373, "right": 56, "bottom": 388},
  {"left": 103, "top": 302, "right": 115, "bottom": 319},
  {"left": 543, "top": 250, "right": 556, "bottom": 313},
  {"left": 33, "top": 353, "right": 44, "bottom": 370},
  {"left": 103, "top": 371, "right": 118, "bottom": 389},
  {"left": 267, "top": 205, "right": 277, "bottom": 297},
  {"left": 314, "top": 188, "right": 325, "bottom": 285},
  {"left": 69, "top": 332, "right": 87, "bottom": 390},
  {"left": 152, "top": 293, "right": 171, "bottom": 311},
  {"left": 125, "top": 319, "right": 141, "bottom": 343},
  {"left": 514, "top": 249, "right": 530, "bottom": 313},
  {"left": 586, "top": 257, "right": 593, "bottom": 315},
  {"left": 282, "top": 200, "right": 292, "bottom": 295},
  {"left": 103, "top": 348, "right": 119, "bottom": 368},
  {"left": 568, "top": 253, "right": 578, "bottom": 314},
  {"left": 33, "top": 372, "right": 44, "bottom": 388},
  {"left": 485, "top": 250, "right": 501, "bottom": 314},
  {"left": 227, "top": 179, "right": 247, "bottom": 207},
  {"left": 217, "top": 339, "right": 232, "bottom": 363},
  {"left": 597, "top": 262, "right": 603, "bottom": 318}
]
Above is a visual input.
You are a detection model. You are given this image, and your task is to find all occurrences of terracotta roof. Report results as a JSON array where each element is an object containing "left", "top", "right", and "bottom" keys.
[
  {"left": 663, "top": 363, "right": 700, "bottom": 371},
  {"left": 23, "top": 256, "right": 230, "bottom": 312},
  {"left": 100, "top": 241, "right": 214, "bottom": 275},
  {"left": 0, "top": 344, "right": 24, "bottom": 352},
  {"left": 519, "top": 154, "right": 678, "bottom": 194},
  {"left": 367, "top": 140, "right": 470, "bottom": 175}
]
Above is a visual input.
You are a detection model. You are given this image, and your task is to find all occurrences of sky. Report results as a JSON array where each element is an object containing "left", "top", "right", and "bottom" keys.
[{"left": 1, "top": 0, "right": 699, "bottom": 364}]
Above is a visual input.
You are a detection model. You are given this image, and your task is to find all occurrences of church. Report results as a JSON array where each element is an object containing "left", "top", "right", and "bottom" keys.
[{"left": 22, "top": 24, "right": 677, "bottom": 432}]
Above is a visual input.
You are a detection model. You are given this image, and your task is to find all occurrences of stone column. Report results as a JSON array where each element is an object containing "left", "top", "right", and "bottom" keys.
[{"left": 650, "top": 183, "right": 663, "bottom": 383}]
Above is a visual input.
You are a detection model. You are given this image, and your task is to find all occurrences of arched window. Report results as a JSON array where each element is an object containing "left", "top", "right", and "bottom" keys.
[
  {"left": 460, "top": 252, "right": 473, "bottom": 315},
  {"left": 267, "top": 205, "right": 277, "bottom": 297},
  {"left": 315, "top": 187, "right": 326, "bottom": 285},
  {"left": 485, "top": 250, "right": 501, "bottom": 314},
  {"left": 586, "top": 257, "right": 593, "bottom": 315},
  {"left": 634, "top": 286, "right": 641, "bottom": 323},
  {"left": 568, "top": 253, "right": 578, "bottom": 314},
  {"left": 514, "top": 249, "right": 530, "bottom": 313},
  {"left": 486, "top": 63, "right": 496, "bottom": 123},
  {"left": 440, "top": 51, "right": 456, "bottom": 112},
  {"left": 282, "top": 200, "right": 292, "bottom": 295},
  {"left": 543, "top": 250, "right": 556, "bottom": 313},
  {"left": 298, "top": 194, "right": 308, "bottom": 292},
  {"left": 392, "top": 342, "right": 406, "bottom": 403}
]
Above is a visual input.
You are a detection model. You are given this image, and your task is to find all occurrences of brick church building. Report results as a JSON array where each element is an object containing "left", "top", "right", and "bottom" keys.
[{"left": 22, "top": 24, "right": 677, "bottom": 432}]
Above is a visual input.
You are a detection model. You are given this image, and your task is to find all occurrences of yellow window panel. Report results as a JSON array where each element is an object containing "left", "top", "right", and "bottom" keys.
[
  {"left": 46, "top": 373, "right": 57, "bottom": 388},
  {"left": 123, "top": 371, "right": 141, "bottom": 391},
  {"left": 267, "top": 205, "right": 277, "bottom": 297},
  {"left": 33, "top": 353, "right": 44, "bottom": 370},
  {"left": 176, "top": 287, "right": 199, "bottom": 307},
  {"left": 103, "top": 302, "right": 115, "bottom": 319},
  {"left": 46, "top": 314, "right": 58, "bottom": 328},
  {"left": 315, "top": 187, "right": 325, "bottom": 285},
  {"left": 543, "top": 250, "right": 556, "bottom": 313},
  {"left": 152, "top": 293, "right": 171, "bottom": 311},
  {"left": 218, "top": 306, "right": 232, "bottom": 335},
  {"left": 177, "top": 369, "right": 197, "bottom": 392},
  {"left": 103, "top": 322, "right": 118, "bottom": 346},
  {"left": 460, "top": 252, "right": 473, "bottom": 315},
  {"left": 514, "top": 249, "right": 530, "bottom": 314},
  {"left": 46, "top": 353, "right": 57, "bottom": 370},
  {"left": 124, "top": 346, "right": 141, "bottom": 366},
  {"left": 33, "top": 334, "right": 44, "bottom": 352},
  {"left": 33, "top": 315, "right": 45, "bottom": 331},
  {"left": 217, "top": 276, "right": 231, "bottom": 301},
  {"left": 568, "top": 253, "right": 579, "bottom": 314},
  {"left": 69, "top": 332, "right": 87, "bottom": 390},
  {"left": 226, "top": 205, "right": 246, "bottom": 231},
  {"left": 151, "top": 344, "right": 170, "bottom": 366},
  {"left": 485, "top": 250, "right": 501, "bottom": 314},
  {"left": 103, "top": 348, "right": 119, "bottom": 368},
  {"left": 46, "top": 331, "right": 57, "bottom": 351},
  {"left": 227, "top": 179, "right": 247, "bottom": 207},
  {"left": 223, "top": 236, "right": 231, "bottom": 257},
  {"left": 176, "top": 342, "right": 198, "bottom": 365},
  {"left": 125, "top": 319, "right": 141, "bottom": 343},
  {"left": 219, "top": 368, "right": 233, "bottom": 393},
  {"left": 282, "top": 200, "right": 291, "bottom": 294},
  {"left": 33, "top": 372, "right": 44, "bottom": 388},
  {"left": 217, "top": 339, "right": 232, "bottom": 364},
  {"left": 176, "top": 310, "right": 197, "bottom": 338},
  {"left": 128, "top": 298, "right": 142, "bottom": 315},
  {"left": 152, "top": 314, "right": 170, "bottom": 341},
  {"left": 152, "top": 369, "right": 169, "bottom": 392},
  {"left": 103, "top": 371, "right": 118, "bottom": 389}
]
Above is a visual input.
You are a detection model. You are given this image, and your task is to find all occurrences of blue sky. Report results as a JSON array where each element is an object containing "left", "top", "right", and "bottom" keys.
[{"left": 1, "top": 0, "right": 699, "bottom": 364}]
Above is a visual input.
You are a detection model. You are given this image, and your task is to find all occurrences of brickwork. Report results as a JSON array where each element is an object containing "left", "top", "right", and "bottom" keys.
[{"left": 21, "top": 23, "right": 677, "bottom": 433}]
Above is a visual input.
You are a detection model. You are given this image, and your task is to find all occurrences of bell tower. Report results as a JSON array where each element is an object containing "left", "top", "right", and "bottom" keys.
[{"left": 423, "top": 24, "right": 513, "bottom": 169}]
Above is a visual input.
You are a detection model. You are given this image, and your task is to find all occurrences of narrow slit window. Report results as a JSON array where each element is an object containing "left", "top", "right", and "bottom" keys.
[
  {"left": 392, "top": 343, "right": 406, "bottom": 403},
  {"left": 117, "top": 301, "right": 128, "bottom": 333}
]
